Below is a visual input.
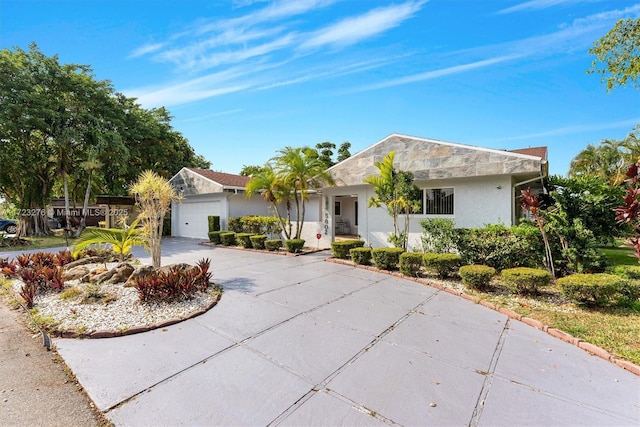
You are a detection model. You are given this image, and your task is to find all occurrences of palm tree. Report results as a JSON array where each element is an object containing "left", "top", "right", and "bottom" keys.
[
  {"left": 275, "top": 147, "right": 335, "bottom": 239},
  {"left": 72, "top": 218, "right": 147, "bottom": 261},
  {"left": 245, "top": 166, "right": 293, "bottom": 239}
]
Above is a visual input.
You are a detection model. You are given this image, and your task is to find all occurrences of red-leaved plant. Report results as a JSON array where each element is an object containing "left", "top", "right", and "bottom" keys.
[
  {"left": 520, "top": 187, "right": 555, "bottom": 279},
  {"left": 615, "top": 163, "right": 640, "bottom": 261}
]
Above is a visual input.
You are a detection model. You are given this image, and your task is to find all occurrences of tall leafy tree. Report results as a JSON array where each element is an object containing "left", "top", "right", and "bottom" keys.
[
  {"left": 0, "top": 44, "right": 210, "bottom": 236},
  {"left": 315, "top": 142, "right": 336, "bottom": 168},
  {"left": 364, "top": 151, "right": 421, "bottom": 249},
  {"left": 337, "top": 141, "right": 352, "bottom": 163},
  {"left": 589, "top": 18, "right": 640, "bottom": 91}
]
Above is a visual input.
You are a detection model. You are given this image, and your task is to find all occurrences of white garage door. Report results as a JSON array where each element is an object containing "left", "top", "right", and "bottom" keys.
[{"left": 176, "top": 200, "right": 222, "bottom": 239}]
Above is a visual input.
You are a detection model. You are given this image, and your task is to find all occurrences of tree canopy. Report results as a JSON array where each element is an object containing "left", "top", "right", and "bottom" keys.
[
  {"left": 0, "top": 43, "right": 209, "bottom": 235},
  {"left": 589, "top": 18, "right": 640, "bottom": 91},
  {"left": 569, "top": 127, "right": 640, "bottom": 186}
]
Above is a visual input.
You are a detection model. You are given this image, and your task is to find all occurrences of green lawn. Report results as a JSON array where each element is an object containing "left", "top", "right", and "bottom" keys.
[
  {"left": 599, "top": 240, "right": 638, "bottom": 266},
  {"left": 0, "top": 235, "right": 74, "bottom": 252}
]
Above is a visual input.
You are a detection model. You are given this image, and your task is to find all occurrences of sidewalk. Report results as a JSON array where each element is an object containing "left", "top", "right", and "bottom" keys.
[{"left": 0, "top": 297, "right": 104, "bottom": 426}]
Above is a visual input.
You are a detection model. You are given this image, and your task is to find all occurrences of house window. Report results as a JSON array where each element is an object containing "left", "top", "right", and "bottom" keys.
[
  {"left": 334, "top": 201, "right": 341, "bottom": 216},
  {"left": 424, "top": 188, "right": 454, "bottom": 215}
]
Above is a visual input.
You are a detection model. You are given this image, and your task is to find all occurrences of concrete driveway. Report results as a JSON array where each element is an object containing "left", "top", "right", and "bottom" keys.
[{"left": 53, "top": 238, "right": 640, "bottom": 426}]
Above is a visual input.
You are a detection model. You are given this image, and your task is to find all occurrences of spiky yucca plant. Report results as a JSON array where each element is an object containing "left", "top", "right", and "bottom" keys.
[{"left": 72, "top": 218, "right": 147, "bottom": 262}]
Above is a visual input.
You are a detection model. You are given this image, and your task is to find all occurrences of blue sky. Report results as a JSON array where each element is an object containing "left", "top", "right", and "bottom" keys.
[{"left": 2, "top": 0, "right": 639, "bottom": 176}]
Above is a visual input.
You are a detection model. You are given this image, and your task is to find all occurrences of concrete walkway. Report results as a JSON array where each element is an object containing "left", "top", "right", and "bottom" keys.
[{"left": 52, "top": 238, "right": 639, "bottom": 426}]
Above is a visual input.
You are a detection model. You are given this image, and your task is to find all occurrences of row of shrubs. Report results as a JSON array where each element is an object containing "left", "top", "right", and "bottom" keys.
[
  {"left": 208, "top": 215, "right": 282, "bottom": 235},
  {"left": 208, "top": 231, "right": 305, "bottom": 253},
  {"left": 331, "top": 240, "right": 639, "bottom": 308}
]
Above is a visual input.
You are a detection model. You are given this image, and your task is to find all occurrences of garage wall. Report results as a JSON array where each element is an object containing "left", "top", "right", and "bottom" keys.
[{"left": 172, "top": 194, "right": 226, "bottom": 239}]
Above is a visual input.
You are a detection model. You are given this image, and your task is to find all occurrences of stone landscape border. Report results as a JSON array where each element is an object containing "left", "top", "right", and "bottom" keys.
[{"left": 326, "top": 257, "right": 640, "bottom": 377}]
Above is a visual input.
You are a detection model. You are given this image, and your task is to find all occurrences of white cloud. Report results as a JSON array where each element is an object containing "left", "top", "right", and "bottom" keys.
[
  {"left": 491, "top": 118, "right": 640, "bottom": 142},
  {"left": 301, "top": 0, "right": 427, "bottom": 49},
  {"left": 497, "top": 0, "right": 603, "bottom": 15},
  {"left": 128, "top": 42, "right": 165, "bottom": 58},
  {"left": 349, "top": 54, "right": 521, "bottom": 93}
]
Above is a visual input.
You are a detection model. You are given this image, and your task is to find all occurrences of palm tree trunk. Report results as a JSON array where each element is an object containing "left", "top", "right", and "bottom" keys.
[
  {"left": 75, "top": 170, "right": 93, "bottom": 237},
  {"left": 63, "top": 171, "right": 71, "bottom": 232}
]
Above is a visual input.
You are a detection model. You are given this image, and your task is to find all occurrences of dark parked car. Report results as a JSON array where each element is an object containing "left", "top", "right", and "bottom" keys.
[{"left": 0, "top": 218, "right": 17, "bottom": 234}]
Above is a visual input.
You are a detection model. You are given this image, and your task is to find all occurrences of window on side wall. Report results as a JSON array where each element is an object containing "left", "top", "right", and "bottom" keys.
[{"left": 424, "top": 188, "right": 454, "bottom": 215}]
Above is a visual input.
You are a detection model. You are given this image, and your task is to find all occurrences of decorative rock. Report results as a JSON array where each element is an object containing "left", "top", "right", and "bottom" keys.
[
  {"left": 124, "top": 266, "right": 155, "bottom": 287},
  {"left": 63, "top": 266, "right": 90, "bottom": 281},
  {"left": 105, "top": 263, "right": 135, "bottom": 285},
  {"left": 63, "top": 256, "right": 104, "bottom": 270}
]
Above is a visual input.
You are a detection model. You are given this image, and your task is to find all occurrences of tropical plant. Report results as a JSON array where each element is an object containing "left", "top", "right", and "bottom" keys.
[
  {"left": 129, "top": 170, "right": 178, "bottom": 268},
  {"left": 247, "top": 146, "right": 334, "bottom": 240},
  {"left": 72, "top": 218, "right": 147, "bottom": 261},
  {"left": 521, "top": 188, "right": 555, "bottom": 279},
  {"left": 588, "top": 17, "right": 640, "bottom": 91},
  {"left": 364, "top": 151, "right": 421, "bottom": 249}
]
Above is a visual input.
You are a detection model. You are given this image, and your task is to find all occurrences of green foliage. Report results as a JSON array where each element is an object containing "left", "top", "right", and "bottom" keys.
[
  {"left": 330, "top": 240, "right": 365, "bottom": 259},
  {"left": 459, "top": 265, "right": 496, "bottom": 290},
  {"left": 588, "top": 18, "right": 640, "bottom": 91},
  {"left": 420, "top": 218, "right": 456, "bottom": 253},
  {"left": 250, "top": 235, "right": 267, "bottom": 250},
  {"left": 162, "top": 215, "right": 171, "bottom": 236},
  {"left": 236, "top": 233, "right": 254, "bottom": 249},
  {"left": 547, "top": 175, "right": 625, "bottom": 245},
  {"left": 227, "top": 217, "right": 243, "bottom": 233},
  {"left": 0, "top": 44, "right": 209, "bottom": 238},
  {"left": 239, "top": 216, "right": 281, "bottom": 234},
  {"left": 219, "top": 232, "right": 236, "bottom": 246},
  {"left": 72, "top": 218, "right": 146, "bottom": 262},
  {"left": 265, "top": 239, "right": 283, "bottom": 251},
  {"left": 239, "top": 165, "right": 266, "bottom": 177},
  {"left": 399, "top": 252, "right": 423, "bottom": 277},
  {"left": 364, "top": 151, "right": 421, "bottom": 250},
  {"left": 247, "top": 147, "right": 334, "bottom": 240},
  {"left": 371, "top": 247, "right": 405, "bottom": 271},
  {"left": 350, "top": 247, "right": 372, "bottom": 265},
  {"left": 453, "top": 222, "right": 543, "bottom": 271},
  {"left": 500, "top": 267, "right": 551, "bottom": 295},
  {"left": 557, "top": 273, "right": 637, "bottom": 307},
  {"left": 422, "top": 253, "right": 462, "bottom": 279},
  {"left": 208, "top": 216, "right": 220, "bottom": 232},
  {"left": 285, "top": 239, "right": 305, "bottom": 253},
  {"left": 208, "top": 231, "right": 223, "bottom": 244},
  {"left": 608, "top": 265, "right": 640, "bottom": 280}
]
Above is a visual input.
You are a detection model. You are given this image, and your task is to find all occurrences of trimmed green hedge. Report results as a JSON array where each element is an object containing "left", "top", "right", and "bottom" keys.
[
  {"left": 208, "top": 231, "right": 223, "bottom": 244},
  {"left": 236, "top": 233, "right": 254, "bottom": 249},
  {"left": 250, "top": 235, "right": 267, "bottom": 250},
  {"left": 422, "top": 253, "right": 462, "bottom": 279},
  {"left": 501, "top": 267, "right": 550, "bottom": 295},
  {"left": 219, "top": 232, "right": 236, "bottom": 246},
  {"left": 330, "top": 240, "right": 365, "bottom": 259},
  {"left": 285, "top": 239, "right": 305, "bottom": 253},
  {"left": 265, "top": 239, "right": 283, "bottom": 251},
  {"left": 557, "top": 273, "right": 637, "bottom": 306},
  {"left": 372, "top": 247, "right": 405, "bottom": 271},
  {"left": 608, "top": 265, "right": 640, "bottom": 280},
  {"left": 350, "top": 247, "right": 372, "bottom": 265},
  {"left": 208, "top": 216, "right": 220, "bottom": 232},
  {"left": 399, "top": 252, "right": 423, "bottom": 277},
  {"left": 459, "top": 265, "right": 496, "bottom": 290}
]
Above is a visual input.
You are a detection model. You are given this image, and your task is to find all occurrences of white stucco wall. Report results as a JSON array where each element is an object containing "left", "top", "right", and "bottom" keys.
[{"left": 323, "top": 175, "right": 515, "bottom": 250}]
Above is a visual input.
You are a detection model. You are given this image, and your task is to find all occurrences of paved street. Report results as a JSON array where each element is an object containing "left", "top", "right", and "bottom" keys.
[{"left": 50, "top": 238, "right": 639, "bottom": 426}]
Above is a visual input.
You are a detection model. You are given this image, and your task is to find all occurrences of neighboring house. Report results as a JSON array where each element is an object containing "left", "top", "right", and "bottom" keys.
[
  {"left": 169, "top": 168, "right": 323, "bottom": 239},
  {"left": 319, "top": 133, "right": 548, "bottom": 250}
]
